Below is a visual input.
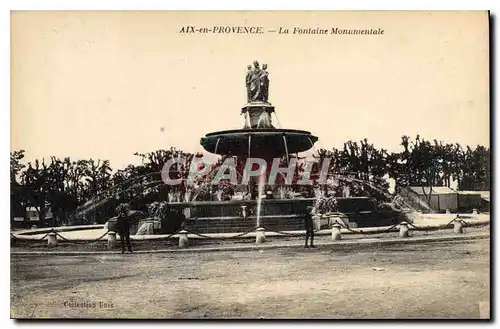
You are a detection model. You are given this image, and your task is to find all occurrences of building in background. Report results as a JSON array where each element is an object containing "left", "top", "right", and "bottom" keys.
[
  {"left": 399, "top": 186, "right": 490, "bottom": 213},
  {"left": 457, "top": 191, "right": 490, "bottom": 213},
  {"left": 400, "top": 186, "right": 458, "bottom": 212}
]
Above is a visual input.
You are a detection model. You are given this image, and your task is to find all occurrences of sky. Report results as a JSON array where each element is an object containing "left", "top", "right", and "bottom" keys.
[{"left": 11, "top": 11, "right": 490, "bottom": 170}]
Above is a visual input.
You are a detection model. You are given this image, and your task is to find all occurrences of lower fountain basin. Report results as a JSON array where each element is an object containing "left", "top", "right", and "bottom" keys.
[
  {"left": 200, "top": 128, "right": 318, "bottom": 157},
  {"left": 166, "top": 197, "right": 404, "bottom": 234}
]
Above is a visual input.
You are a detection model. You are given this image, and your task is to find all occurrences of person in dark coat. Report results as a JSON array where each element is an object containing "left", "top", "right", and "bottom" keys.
[
  {"left": 116, "top": 203, "right": 133, "bottom": 254},
  {"left": 304, "top": 206, "right": 316, "bottom": 248}
]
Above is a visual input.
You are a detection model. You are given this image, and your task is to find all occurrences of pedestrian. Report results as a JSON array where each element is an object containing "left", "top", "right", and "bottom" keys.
[
  {"left": 304, "top": 205, "right": 316, "bottom": 248},
  {"left": 116, "top": 203, "right": 133, "bottom": 254}
]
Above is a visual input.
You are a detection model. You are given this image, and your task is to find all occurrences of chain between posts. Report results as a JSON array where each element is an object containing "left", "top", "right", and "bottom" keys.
[
  {"left": 328, "top": 213, "right": 401, "bottom": 234},
  {"left": 335, "top": 221, "right": 400, "bottom": 234},
  {"left": 54, "top": 230, "right": 109, "bottom": 245},
  {"left": 183, "top": 226, "right": 260, "bottom": 239},
  {"left": 259, "top": 226, "right": 305, "bottom": 236},
  {"left": 407, "top": 215, "right": 459, "bottom": 231},
  {"left": 127, "top": 228, "right": 184, "bottom": 241},
  {"left": 11, "top": 214, "right": 488, "bottom": 246},
  {"left": 11, "top": 231, "right": 50, "bottom": 242}
]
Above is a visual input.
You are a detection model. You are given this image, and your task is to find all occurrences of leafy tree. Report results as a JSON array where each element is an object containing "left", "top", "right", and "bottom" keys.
[
  {"left": 10, "top": 150, "right": 27, "bottom": 219},
  {"left": 459, "top": 145, "right": 490, "bottom": 191},
  {"left": 10, "top": 136, "right": 490, "bottom": 227},
  {"left": 20, "top": 159, "right": 51, "bottom": 225}
]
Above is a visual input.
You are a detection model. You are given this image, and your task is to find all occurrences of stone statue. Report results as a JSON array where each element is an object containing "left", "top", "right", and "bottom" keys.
[
  {"left": 249, "top": 61, "right": 262, "bottom": 102},
  {"left": 257, "top": 111, "right": 271, "bottom": 128},
  {"left": 245, "top": 65, "right": 253, "bottom": 103},
  {"left": 246, "top": 60, "right": 270, "bottom": 103},
  {"left": 261, "top": 64, "right": 269, "bottom": 102}
]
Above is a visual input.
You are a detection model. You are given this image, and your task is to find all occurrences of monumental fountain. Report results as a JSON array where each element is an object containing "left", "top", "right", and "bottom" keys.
[
  {"left": 75, "top": 61, "right": 406, "bottom": 235},
  {"left": 195, "top": 60, "right": 319, "bottom": 232},
  {"left": 163, "top": 61, "right": 404, "bottom": 234}
]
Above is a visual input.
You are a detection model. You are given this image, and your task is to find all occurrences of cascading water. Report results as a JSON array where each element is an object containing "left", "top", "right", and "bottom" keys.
[
  {"left": 214, "top": 138, "right": 221, "bottom": 154},
  {"left": 246, "top": 113, "right": 251, "bottom": 128},
  {"left": 73, "top": 175, "right": 163, "bottom": 219},
  {"left": 308, "top": 137, "right": 317, "bottom": 155},
  {"left": 273, "top": 112, "right": 283, "bottom": 129},
  {"left": 255, "top": 173, "right": 266, "bottom": 228},
  {"left": 282, "top": 135, "right": 289, "bottom": 163},
  {"left": 316, "top": 173, "right": 427, "bottom": 222},
  {"left": 248, "top": 135, "right": 252, "bottom": 158},
  {"left": 401, "top": 192, "right": 433, "bottom": 212}
]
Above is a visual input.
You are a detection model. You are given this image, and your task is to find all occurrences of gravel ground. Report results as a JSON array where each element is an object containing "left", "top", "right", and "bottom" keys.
[{"left": 11, "top": 235, "right": 490, "bottom": 319}]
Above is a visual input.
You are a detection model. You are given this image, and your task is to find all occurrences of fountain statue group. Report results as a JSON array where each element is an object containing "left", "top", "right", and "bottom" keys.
[{"left": 245, "top": 60, "right": 270, "bottom": 103}]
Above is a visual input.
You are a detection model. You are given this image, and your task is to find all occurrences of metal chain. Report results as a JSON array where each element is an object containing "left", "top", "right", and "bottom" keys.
[
  {"left": 12, "top": 214, "right": 488, "bottom": 247},
  {"left": 55, "top": 230, "right": 109, "bottom": 245},
  {"left": 130, "top": 229, "right": 183, "bottom": 241},
  {"left": 459, "top": 218, "right": 472, "bottom": 226},
  {"left": 182, "top": 229, "right": 217, "bottom": 240},
  {"left": 335, "top": 222, "right": 399, "bottom": 234},
  {"left": 11, "top": 232, "right": 50, "bottom": 241},
  {"left": 258, "top": 226, "right": 302, "bottom": 236},
  {"left": 407, "top": 215, "right": 459, "bottom": 231},
  {"left": 225, "top": 226, "right": 260, "bottom": 238}
]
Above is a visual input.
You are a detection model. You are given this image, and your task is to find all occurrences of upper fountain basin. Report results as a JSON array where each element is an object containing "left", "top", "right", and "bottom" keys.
[{"left": 200, "top": 128, "right": 318, "bottom": 157}]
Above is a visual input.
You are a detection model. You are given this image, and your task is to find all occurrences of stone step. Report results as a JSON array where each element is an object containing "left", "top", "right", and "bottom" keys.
[
  {"left": 187, "top": 222, "right": 305, "bottom": 234},
  {"left": 188, "top": 220, "right": 303, "bottom": 228}
]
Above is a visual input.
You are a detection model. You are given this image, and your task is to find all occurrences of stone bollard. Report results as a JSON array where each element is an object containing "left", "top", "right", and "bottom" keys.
[
  {"left": 178, "top": 230, "right": 189, "bottom": 248},
  {"left": 255, "top": 227, "right": 266, "bottom": 244},
  {"left": 399, "top": 221, "right": 409, "bottom": 238},
  {"left": 107, "top": 231, "right": 117, "bottom": 249},
  {"left": 47, "top": 232, "right": 58, "bottom": 248},
  {"left": 472, "top": 208, "right": 479, "bottom": 215},
  {"left": 331, "top": 223, "right": 342, "bottom": 241},
  {"left": 453, "top": 218, "right": 464, "bottom": 234},
  {"left": 445, "top": 209, "right": 451, "bottom": 214}
]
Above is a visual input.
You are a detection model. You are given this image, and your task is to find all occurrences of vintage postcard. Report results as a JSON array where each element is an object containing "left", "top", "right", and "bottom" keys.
[{"left": 10, "top": 11, "right": 490, "bottom": 319}]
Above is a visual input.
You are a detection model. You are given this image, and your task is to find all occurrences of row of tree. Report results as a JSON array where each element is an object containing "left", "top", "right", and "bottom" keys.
[
  {"left": 311, "top": 135, "right": 490, "bottom": 201},
  {"left": 10, "top": 135, "right": 490, "bottom": 226}
]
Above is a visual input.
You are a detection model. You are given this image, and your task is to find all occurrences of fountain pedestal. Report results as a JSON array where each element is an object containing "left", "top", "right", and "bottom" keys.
[{"left": 241, "top": 102, "right": 275, "bottom": 129}]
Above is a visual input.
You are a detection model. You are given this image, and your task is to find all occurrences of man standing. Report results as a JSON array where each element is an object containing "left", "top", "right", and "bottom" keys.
[
  {"left": 116, "top": 203, "right": 133, "bottom": 254},
  {"left": 304, "top": 206, "right": 316, "bottom": 248}
]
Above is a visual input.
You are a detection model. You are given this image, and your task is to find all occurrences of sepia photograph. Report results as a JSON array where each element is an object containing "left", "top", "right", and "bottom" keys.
[{"left": 9, "top": 10, "right": 491, "bottom": 319}]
